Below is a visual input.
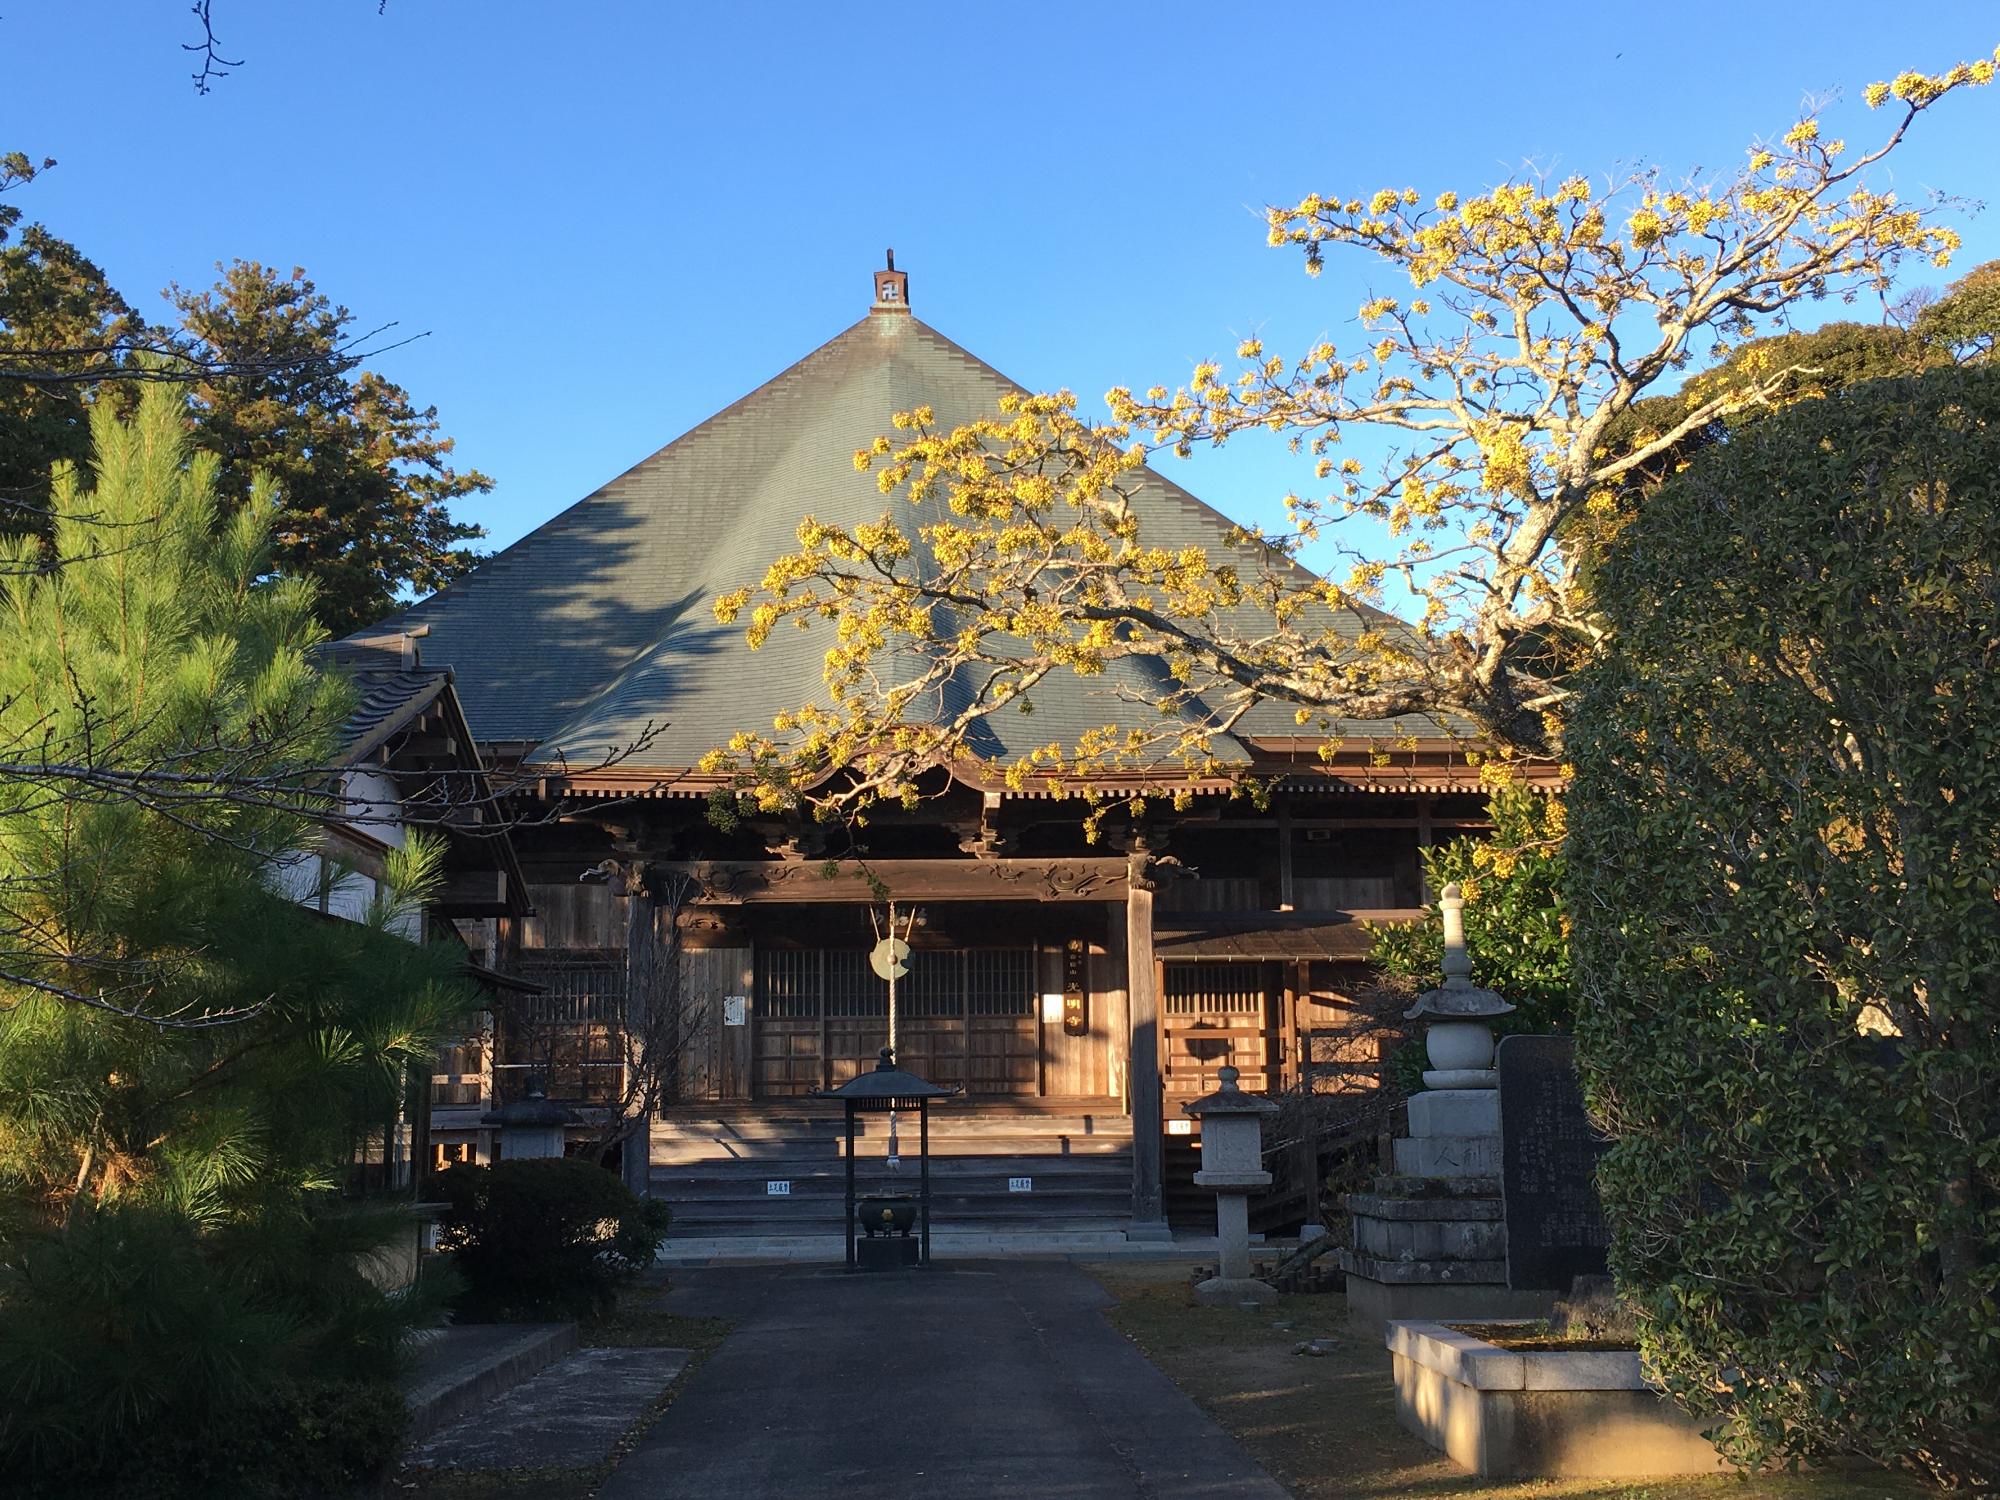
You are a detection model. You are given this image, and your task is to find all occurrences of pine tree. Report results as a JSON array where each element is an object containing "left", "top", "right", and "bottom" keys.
[
  {"left": 0, "top": 382, "right": 472, "bottom": 1494},
  {"left": 171, "top": 260, "right": 490, "bottom": 633}
]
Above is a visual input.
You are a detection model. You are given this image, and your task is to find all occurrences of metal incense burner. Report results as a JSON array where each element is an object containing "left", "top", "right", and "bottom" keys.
[{"left": 811, "top": 1048, "right": 960, "bottom": 1270}]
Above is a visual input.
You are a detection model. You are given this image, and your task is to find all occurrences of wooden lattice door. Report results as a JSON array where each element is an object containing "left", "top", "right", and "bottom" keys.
[
  {"left": 752, "top": 948, "right": 1038, "bottom": 1097},
  {"left": 1160, "top": 960, "right": 1281, "bottom": 1102}
]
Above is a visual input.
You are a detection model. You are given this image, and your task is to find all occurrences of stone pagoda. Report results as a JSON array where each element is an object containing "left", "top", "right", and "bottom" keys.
[{"left": 1340, "top": 883, "right": 1554, "bottom": 1331}]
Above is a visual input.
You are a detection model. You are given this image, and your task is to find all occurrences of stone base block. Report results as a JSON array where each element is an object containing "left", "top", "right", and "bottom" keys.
[
  {"left": 1351, "top": 1212, "right": 1504, "bottom": 1263},
  {"left": 1346, "top": 1190, "right": 1501, "bottom": 1223},
  {"left": 1339, "top": 1249, "right": 1509, "bottom": 1285},
  {"left": 854, "top": 1236, "right": 921, "bottom": 1271},
  {"left": 1342, "top": 1271, "right": 1555, "bottom": 1336},
  {"left": 1364, "top": 1174, "right": 1500, "bottom": 1199},
  {"left": 1394, "top": 1134, "right": 1502, "bottom": 1177},
  {"left": 1423, "top": 1068, "right": 1497, "bottom": 1090},
  {"left": 1192, "top": 1276, "right": 1278, "bottom": 1307},
  {"left": 1407, "top": 1089, "right": 1500, "bottom": 1138}
]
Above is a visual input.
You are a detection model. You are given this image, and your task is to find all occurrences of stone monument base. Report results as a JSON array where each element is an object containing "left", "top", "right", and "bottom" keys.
[
  {"left": 1341, "top": 1174, "right": 1554, "bottom": 1334},
  {"left": 1342, "top": 1264, "right": 1555, "bottom": 1334},
  {"left": 1193, "top": 1275, "right": 1279, "bottom": 1308}
]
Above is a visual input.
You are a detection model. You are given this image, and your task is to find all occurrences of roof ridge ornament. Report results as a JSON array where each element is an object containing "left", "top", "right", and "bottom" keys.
[{"left": 872, "top": 249, "right": 909, "bottom": 314}]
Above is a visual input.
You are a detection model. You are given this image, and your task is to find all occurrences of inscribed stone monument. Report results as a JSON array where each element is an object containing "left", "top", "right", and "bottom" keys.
[{"left": 1497, "top": 1034, "right": 1610, "bottom": 1291}]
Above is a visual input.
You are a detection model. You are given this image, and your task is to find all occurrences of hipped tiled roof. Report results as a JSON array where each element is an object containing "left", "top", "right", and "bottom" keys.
[{"left": 357, "top": 309, "right": 1447, "bottom": 775}]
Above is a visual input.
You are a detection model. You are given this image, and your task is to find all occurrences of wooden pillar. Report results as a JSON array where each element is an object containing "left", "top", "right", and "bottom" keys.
[
  {"left": 621, "top": 871, "right": 654, "bottom": 1197},
  {"left": 1416, "top": 795, "right": 1436, "bottom": 905},
  {"left": 1125, "top": 859, "right": 1170, "bottom": 1239},
  {"left": 1105, "top": 906, "right": 1130, "bottom": 1108},
  {"left": 1277, "top": 803, "right": 1295, "bottom": 912}
]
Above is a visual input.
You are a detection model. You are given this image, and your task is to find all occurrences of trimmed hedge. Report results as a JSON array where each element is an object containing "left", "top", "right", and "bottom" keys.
[{"left": 1568, "top": 368, "right": 2000, "bottom": 1487}]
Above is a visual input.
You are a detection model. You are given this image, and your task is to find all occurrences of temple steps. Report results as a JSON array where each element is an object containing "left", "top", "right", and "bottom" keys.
[
  {"left": 649, "top": 1105, "right": 1134, "bottom": 1239},
  {"left": 650, "top": 1108, "right": 1131, "bottom": 1167}
]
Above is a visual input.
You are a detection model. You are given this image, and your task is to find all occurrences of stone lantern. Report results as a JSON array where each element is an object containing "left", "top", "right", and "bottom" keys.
[
  {"left": 482, "top": 1076, "right": 575, "bottom": 1161},
  {"left": 1184, "top": 1065, "right": 1280, "bottom": 1307},
  {"left": 1398, "top": 882, "right": 1515, "bottom": 1167}
]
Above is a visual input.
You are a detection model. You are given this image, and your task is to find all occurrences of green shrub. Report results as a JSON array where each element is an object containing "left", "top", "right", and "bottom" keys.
[
  {"left": 436, "top": 1157, "right": 671, "bottom": 1320},
  {"left": 1369, "top": 780, "right": 1571, "bottom": 1090},
  {"left": 1568, "top": 367, "right": 2000, "bottom": 1488},
  {"left": 0, "top": 1202, "right": 420, "bottom": 1498}
]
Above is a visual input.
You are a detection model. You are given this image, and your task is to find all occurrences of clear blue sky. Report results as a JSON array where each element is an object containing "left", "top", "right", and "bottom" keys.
[{"left": 5, "top": 2, "right": 1997, "bottom": 571}]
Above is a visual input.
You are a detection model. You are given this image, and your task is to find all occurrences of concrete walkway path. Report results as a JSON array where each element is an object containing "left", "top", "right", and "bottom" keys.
[
  {"left": 407, "top": 1347, "right": 690, "bottom": 1471},
  {"left": 601, "top": 1259, "right": 1290, "bottom": 1500}
]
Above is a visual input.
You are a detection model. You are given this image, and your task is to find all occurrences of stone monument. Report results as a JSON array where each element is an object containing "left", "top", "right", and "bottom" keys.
[
  {"left": 1184, "top": 1065, "right": 1280, "bottom": 1307},
  {"left": 1497, "top": 1034, "right": 1611, "bottom": 1291},
  {"left": 1341, "top": 884, "right": 1558, "bottom": 1332}
]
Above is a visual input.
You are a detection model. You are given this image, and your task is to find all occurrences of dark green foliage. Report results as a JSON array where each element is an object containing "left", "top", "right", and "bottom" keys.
[
  {"left": 0, "top": 153, "right": 142, "bottom": 524},
  {"left": 1369, "top": 782, "right": 1571, "bottom": 1088},
  {"left": 1568, "top": 367, "right": 2000, "bottom": 1487},
  {"left": 0, "top": 158, "right": 488, "bottom": 630},
  {"left": 1916, "top": 259, "right": 2000, "bottom": 362},
  {"left": 0, "top": 1202, "right": 425, "bottom": 1498},
  {"left": 437, "top": 1158, "right": 672, "bottom": 1320},
  {"left": 1595, "top": 320, "right": 1934, "bottom": 511},
  {"left": 171, "top": 261, "right": 490, "bottom": 632}
]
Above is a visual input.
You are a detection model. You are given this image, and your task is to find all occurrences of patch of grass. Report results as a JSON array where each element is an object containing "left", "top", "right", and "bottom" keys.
[
  {"left": 374, "top": 1275, "right": 730, "bottom": 1500},
  {"left": 1078, "top": 1262, "right": 1927, "bottom": 1500}
]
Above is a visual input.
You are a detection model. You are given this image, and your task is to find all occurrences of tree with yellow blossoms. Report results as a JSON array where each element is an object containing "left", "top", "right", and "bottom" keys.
[{"left": 713, "top": 53, "right": 1996, "bottom": 817}]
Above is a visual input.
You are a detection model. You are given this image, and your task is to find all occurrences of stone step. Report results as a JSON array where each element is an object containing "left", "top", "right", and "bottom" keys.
[
  {"left": 657, "top": 1108, "right": 1125, "bottom": 1126},
  {"left": 661, "top": 1177, "right": 1130, "bottom": 1206},
  {"left": 653, "top": 1125, "right": 1131, "bottom": 1164},
  {"left": 661, "top": 1199, "right": 1133, "bottom": 1224},
  {"left": 659, "top": 1165, "right": 1134, "bottom": 1236},
  {"left": 652, "top": 1139, "right": 1132, "bottom": 1165},
  {"left": 656, "top": 1227, "right": 1161, "bottom": 1260},
  {"left": 656, "top": 1160, "right": 1128, "bottom": 1184},
  {"left": 398, "top": 1323, "right": 577, "bottom": 1443},
  {"left": 653, "top": 1115, "right": 1130, "bottom": 1141},
  {"left": 665, "top": 1210, "right": 1135, "bottom": 1235}
]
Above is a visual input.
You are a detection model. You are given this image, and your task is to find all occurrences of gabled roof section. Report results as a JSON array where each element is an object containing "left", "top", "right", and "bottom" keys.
[
  {"left": 359, "top": 304, "right": 1445, "bottom": 777},
  {"left": 317, "top": 633, "right": 454, "bottom": 767},
  {"left": 314, "top": 630, "right": 531, "bottom": 915}
]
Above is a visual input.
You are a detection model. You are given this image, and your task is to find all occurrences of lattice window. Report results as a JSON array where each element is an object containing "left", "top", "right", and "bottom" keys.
[
  {"left": 1164, "top": 961, "right": 1268, "bottom": 1016},
  {"left": 501, "top": 950, "right": 628, "bottom": 1104},
  {"left": 898, "top": 950, "right": 957, "bottom": 1018},
  {"left": 758, "top": 949, "right": 820, "bottom": 1019},
  {"left": 822, "top": 950, "right": 881, "bottom": 1018},
  {"left": 967, "top": 950, "right": 1033, "bottom": 1017},
  {"left": 512, "top": 951, "right": 626, "bottom": 1024},
  {"left": 755, "top": 949, "right": 1034, "bottom": 1020}
]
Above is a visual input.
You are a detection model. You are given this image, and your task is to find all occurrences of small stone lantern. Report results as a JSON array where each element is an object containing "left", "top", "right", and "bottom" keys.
[
  {"left": 482, "top": 1076, "right": 575, "bottom": 1161},
  {"left": 1184, "top": 1065, "right": 1280, "bottom": 1307}
]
